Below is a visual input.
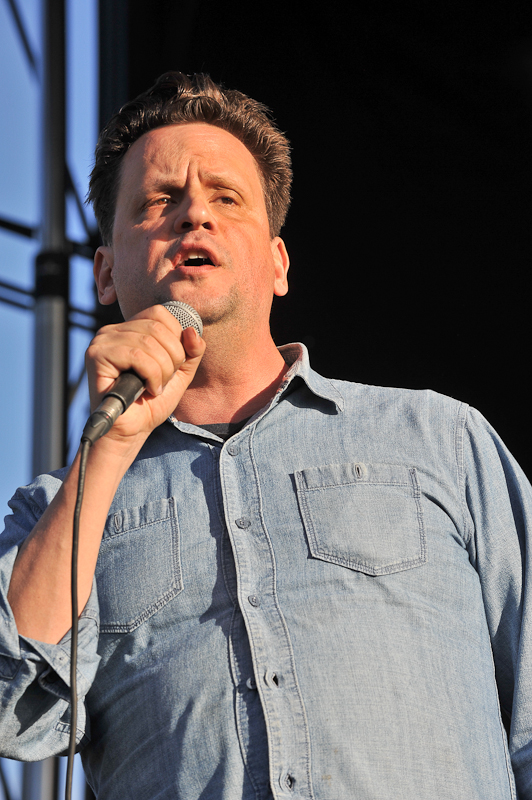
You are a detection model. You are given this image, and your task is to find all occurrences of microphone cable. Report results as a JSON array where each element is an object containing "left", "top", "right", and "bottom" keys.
[
  {"left": 65, "top": 436, "right": 90, "bottom": 800},
  {"left": 64, "top": 302, "right": 202, "bottom": 800}
]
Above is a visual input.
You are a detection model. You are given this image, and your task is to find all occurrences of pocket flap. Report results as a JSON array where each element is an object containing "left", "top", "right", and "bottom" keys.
[
  {"left": 295, "top": 462, "right": 426, "bottom": 576},
  {"left": 97, "top": 497, "right": 182, "bottom": 633}
]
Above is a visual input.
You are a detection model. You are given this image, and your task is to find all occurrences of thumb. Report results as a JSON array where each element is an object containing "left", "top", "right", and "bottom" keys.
[{"left": 175, "top": 326, "right": 206, "bottom": 382}]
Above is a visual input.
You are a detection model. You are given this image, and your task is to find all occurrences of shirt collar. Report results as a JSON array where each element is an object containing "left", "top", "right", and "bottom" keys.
[
  {"left": 275, "top": 343, "right": 344, "bottom": 413},
  {"left": 167, "top": 342, "right": 344, "bottom": 436}
]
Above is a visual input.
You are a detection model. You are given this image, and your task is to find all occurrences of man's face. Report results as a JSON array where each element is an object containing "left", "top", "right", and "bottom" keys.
[{"left": 94, "top": 122, "right": 289, "bottom": 327}]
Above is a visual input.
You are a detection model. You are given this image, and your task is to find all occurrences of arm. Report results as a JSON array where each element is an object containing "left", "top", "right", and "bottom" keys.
[
  {"left": 6, "top": 304, "right": 205, "bottom": 645},
  {"left": 463, "top": 408, "right": 532, "bottom": 797}
]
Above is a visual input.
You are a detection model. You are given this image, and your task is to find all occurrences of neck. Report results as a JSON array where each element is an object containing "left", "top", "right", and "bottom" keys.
[{"left": 175, "top": 324, "right": 288, "bottom": 425}]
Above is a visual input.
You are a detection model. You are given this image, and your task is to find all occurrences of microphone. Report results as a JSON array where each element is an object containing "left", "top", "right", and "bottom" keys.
[{"left": 81, "top": 301, "right": 203, "bottom": 445}]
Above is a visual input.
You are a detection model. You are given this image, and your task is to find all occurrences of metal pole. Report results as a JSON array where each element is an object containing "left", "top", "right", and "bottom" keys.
[
  {"left": 32, "top": 0, "right": 69, "bottom": 477},
  {"left": 25, "top": 0, "right": 68, "bottom": 796},
  {"left": 21, "top": 759, "right": 59, "bottom": 800}
]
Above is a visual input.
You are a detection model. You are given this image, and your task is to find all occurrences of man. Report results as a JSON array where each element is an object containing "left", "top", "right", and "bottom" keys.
[{"left": 0, "top": 72, "right": 531, "bottom": 799}]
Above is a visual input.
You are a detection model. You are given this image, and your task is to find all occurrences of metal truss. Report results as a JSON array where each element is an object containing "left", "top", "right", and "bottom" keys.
[{"left": 0, "top": 0, "right": 97, "bottom": 797}]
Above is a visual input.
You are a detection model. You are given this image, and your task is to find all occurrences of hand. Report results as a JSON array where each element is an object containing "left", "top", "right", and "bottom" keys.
[
  {"left": 9, "top": 305, "right": 205, "bottom": 645},
  {"left": 85, "top": 304, "right": 206, "bottom": 444}
]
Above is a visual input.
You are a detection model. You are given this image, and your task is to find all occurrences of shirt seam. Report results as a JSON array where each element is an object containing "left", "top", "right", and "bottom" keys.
[{"left": 456, "top": 401, "right": 473, "bottom": 546}]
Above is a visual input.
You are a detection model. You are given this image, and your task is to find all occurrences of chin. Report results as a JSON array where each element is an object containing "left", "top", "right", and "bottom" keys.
[{"left": 171, "top": 289, "right": 242, "bottom": 328}]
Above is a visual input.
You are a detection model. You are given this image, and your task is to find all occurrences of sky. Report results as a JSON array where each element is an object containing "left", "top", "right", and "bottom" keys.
[
  {"left": 0, "top": 0, "right": 98, "bottom": 796},
  {"left": 0, "top": 0, "right": 98, "bottom": 515}
]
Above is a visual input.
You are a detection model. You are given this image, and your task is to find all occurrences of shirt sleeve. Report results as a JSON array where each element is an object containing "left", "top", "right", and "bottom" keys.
[
  {"left": 0, "top": 472, "right": 101, "bottom": 761},
  {"left": 463, "top": 407, "right": 532, "bottom": 798}
]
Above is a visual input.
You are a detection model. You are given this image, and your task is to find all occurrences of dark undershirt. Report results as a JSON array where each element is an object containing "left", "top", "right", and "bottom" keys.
[
  {"left": 196, "top": 377, "right": 302, "bottom": 441},
  {"left": 198, "top": 419, "right": 251, "bottom": 441}
]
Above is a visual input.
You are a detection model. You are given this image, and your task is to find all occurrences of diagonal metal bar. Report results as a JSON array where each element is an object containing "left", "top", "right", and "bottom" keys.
[
  {"left": 68, "top": 309, "right": 97, "bottom": 332},
  {"left": 67, "top": 361, "right": 88, "bottom": 407},
  {"left": 0, "top": 189, "right": 94, "bottom": 247},
  {"left": 4, "top": 0, "right": 38, "bottom": 74},
  {"left": 0, "top": 275, "right": 98, "bottom": 329},
  {"left": 66, "top": 166, "right": 95, "bottom": 242},
  {"left": 0, "top": 216, "right": 36, "bottom": 239},
  {"left": 0, "top": 172, "right": 89, "bottom": 258},
  {"left": 0, "top": 291, "right": 33, "bottom": 312},
  {"left": 71, "top": 239, "right": 97, "bottom": 260},
  {"left": 0, "top": 216, "right": 95, "bottom": 262},
  {"left": 0, "top": 278, "right": 34, "bottom": 311},
  {"left": 0, "top": 277, "right": 34, "bottom": 297}
]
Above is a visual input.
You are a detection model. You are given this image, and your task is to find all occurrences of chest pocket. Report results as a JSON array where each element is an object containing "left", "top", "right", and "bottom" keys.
[
  {"left": 295, "top": 462, "right": 426, "bottom": 575},
  {"left": 96, "top": 497, "right": 182, "bottom": 634}
]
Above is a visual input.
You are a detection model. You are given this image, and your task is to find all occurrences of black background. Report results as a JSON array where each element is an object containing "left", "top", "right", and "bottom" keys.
[{"left": 101, "top": 0, "right": 532, "bottom": 474}]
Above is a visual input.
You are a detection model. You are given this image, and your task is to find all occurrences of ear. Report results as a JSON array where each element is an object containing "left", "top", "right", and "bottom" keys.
[
  {"left": 271, "top": 237, "right": 290, "bottom": 297},
  {"left": 93, "top": 246, "right": 117, "bottom": 305}
]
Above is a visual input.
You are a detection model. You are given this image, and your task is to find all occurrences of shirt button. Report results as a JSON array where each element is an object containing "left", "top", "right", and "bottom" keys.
[
  {"left": 246, "top": 677, "right": 257, "bottom": 690},
  {"left": 279, "top": 773, "right": 295, "bottom": 791},
  {"left": 265, "top": 670, "right": 280, "bottom": 688},
  {"left": 235, "top": 517, "right": 251, "bottom": 529},
  {"left": 248, "top": 594, "right": 260, "bottom": 607},
  {"left": 227, "top": 443, "right": 240, "bottom": 456}
]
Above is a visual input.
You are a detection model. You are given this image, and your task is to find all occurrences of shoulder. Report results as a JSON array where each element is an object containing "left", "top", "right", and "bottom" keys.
[{"left": 327, "top": 376, "right": 468, "bottom": 422}]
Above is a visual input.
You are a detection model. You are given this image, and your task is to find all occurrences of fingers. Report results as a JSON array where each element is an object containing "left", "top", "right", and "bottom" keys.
[
  {"left": 180, "top": 325, "right": 206, "bottom": 364},
  {"left": 86, "top": 305, "right": 205, "bottom": 414}
]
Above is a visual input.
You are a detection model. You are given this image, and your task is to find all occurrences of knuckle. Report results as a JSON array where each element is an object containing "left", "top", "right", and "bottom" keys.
[
  {"left": 85, "top": 341, "right": 101, "bottom": 361},
  {"left": 128, "top": 346, "right": 146, "bottom": 363},
  {"left": 146, "top": 319, "right": 165, "bottom": 336},
  {"left": 93, "top": 323, "right": 115, "bottom": 338},
  {"left": 139, "top": 332, "right": 159, "bottom": 351}
]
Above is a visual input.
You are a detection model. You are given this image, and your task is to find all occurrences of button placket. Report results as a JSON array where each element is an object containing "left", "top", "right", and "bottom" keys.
[{"left": 218, "top": 426, "right": 314, "bottom": 799}]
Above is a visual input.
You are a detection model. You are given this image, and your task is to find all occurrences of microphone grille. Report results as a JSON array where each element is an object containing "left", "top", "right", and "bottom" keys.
[{"left": 163, "top": 301, "right": 203, "bottom": 337}]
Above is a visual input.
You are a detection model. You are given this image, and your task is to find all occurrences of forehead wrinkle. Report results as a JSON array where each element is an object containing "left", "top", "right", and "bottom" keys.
[
  {"left": 143, "top": 127, "right": 262, "bottom": 187},
  {"left": 116, "top": 123, "right": 270, "bottom": 227}
]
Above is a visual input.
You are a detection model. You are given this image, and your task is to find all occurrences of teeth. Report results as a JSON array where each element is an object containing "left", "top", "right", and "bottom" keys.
[{"left": 183, "top": 250, "right": 213, "bottom": 266}]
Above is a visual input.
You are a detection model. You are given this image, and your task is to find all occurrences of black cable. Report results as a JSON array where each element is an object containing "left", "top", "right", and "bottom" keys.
[
  {"left": 63, "top": 303, "right": 201, "bottom": 797},
  {"left": 65, "top": 437, "right": 91, "bottom": 800}
]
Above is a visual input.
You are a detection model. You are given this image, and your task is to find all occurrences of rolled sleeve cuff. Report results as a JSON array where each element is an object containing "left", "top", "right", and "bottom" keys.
[{"left": 0, "top": 581, "right": 100, "bottom": 760}]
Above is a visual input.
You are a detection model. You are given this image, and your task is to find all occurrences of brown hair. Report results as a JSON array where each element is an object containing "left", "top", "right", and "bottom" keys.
[{"left": 88, "top": 72, "right": 292, "bottom": 245}]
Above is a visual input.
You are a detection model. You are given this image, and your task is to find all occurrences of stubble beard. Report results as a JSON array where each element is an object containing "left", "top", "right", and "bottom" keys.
[{"left": 153, "top": 283, "right": 243, "bottom": 330}]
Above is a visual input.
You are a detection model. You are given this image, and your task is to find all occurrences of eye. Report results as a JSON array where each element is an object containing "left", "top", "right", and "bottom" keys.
[
  {"left": 216, "top": 194, "right": 238, "bottom": 206},
  {"left": 145, "top": 196, "right": 171, "bottom": 209}
]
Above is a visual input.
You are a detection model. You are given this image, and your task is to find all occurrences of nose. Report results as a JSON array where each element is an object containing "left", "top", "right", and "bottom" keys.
[{"left": 173, "top": 189, "right": 216, "bottom": 233}]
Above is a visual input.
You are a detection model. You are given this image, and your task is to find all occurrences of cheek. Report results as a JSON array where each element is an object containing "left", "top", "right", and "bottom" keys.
[
  {"left": 230, "top": 229, "right": 272, "bottom": 263},
  {"left": 115, "top": 234, "right": 160, "bottom": 273}
]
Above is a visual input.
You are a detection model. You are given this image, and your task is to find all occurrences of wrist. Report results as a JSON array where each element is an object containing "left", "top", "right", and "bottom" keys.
[{"left": 80, "top": 427, "right": 150, "bottom": 487}]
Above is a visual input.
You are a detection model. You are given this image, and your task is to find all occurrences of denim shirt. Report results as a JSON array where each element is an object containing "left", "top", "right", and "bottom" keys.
[{"left": 0, "top": 344, "right": 530, "bottom": 799}]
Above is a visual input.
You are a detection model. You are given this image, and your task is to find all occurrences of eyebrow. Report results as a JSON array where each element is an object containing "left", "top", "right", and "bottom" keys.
[
  {"left": 200, "top": 171, "right": 246, "bottom": 192},
  {"left": 142, "top": 170, "right": 246, "bottom": 194}
]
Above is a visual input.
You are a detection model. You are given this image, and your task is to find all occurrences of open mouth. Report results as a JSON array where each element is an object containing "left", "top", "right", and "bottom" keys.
[
  {"left": 182, "top": 250, "right": 215, "bottom": 267},
  {"left": 183, "top": 257, "right": 214, "bottom": 266}
]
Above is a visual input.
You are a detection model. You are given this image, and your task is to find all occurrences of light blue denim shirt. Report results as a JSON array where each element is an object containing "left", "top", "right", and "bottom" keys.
[{"left": 1, "top": 344, "right": 531, "bottom": 799}]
